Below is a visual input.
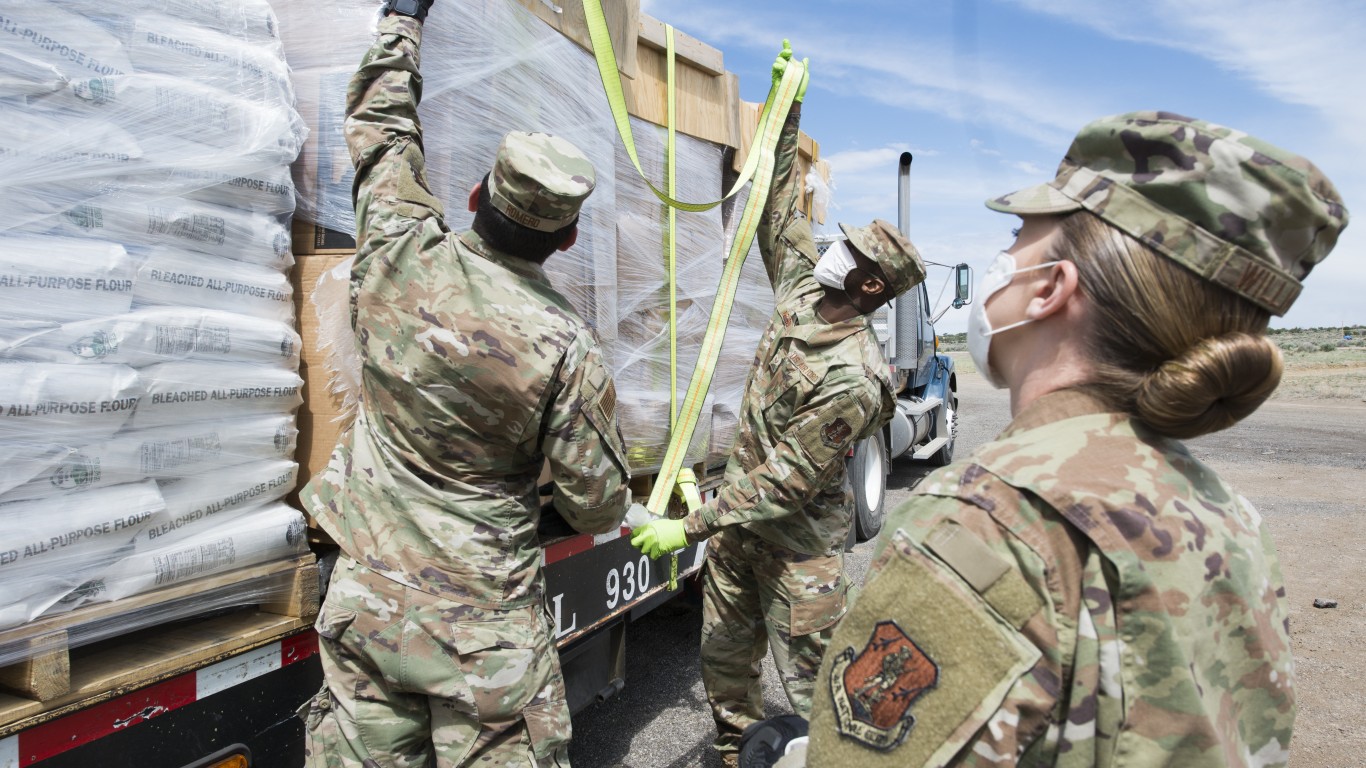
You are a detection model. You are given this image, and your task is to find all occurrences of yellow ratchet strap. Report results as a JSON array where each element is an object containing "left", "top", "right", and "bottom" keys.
[
  {"left": 582, "top": 0, "right": 797, "bottom": 212},
  {"left": 582, "top": 0, "right": 804, "bottom": 560}
]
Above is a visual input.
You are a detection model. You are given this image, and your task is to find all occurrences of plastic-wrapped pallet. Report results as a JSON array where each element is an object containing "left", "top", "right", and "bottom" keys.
[
  {"left": 0, "top": 1, "right": 308, "bottom": 635},
  {"left": 613, "top": 117, "right": 728, "bottom": 470},
  {"left": 272, "top": 0, "right": 787, "bottom": 476}
]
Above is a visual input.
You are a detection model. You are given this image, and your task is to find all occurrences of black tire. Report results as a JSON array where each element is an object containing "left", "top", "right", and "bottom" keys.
[
  {"left": 927, "top": 392, "right": 958, "bottom": 466},
  {"left": 848, "top": 432, "right": 889, "bottom": 542}
]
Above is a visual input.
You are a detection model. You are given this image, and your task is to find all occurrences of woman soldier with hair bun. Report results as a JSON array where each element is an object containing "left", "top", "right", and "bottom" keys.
[{"left": 741, "top": 112, "right": 1349, "bottom": 767}]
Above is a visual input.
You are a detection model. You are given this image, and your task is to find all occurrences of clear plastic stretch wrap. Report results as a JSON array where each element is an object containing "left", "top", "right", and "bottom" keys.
[
  {"left": 613, "top": 117, "right": 725, "bottom": 470},
  {"left": 0, "top": 1, "right": 308, "bottom": 642},
  {"left": 274, "top": 0, "right": 787, "bottom": 473}
]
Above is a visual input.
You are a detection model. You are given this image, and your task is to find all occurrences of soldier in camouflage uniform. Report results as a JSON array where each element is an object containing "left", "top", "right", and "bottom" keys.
[
  {"left": 757, "top": 112, "right": 1349, "bottom": 767},
  {"left": 632, "top": 45, "right": 926, "bottom": 766},
  {"left": 298, "top": 3, "right": 631, "bottom": 766}
]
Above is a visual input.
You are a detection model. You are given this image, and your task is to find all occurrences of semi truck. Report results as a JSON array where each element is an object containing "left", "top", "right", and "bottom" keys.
[{"left": 840, "top": 151, "right": 973, "bottom": 543}]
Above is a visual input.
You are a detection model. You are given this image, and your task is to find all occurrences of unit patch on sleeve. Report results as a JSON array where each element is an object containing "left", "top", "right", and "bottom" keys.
[
  {"left": 819, "top": 417, "right": 853, "bottom": 449},
  {"left": 827, "top": 620, "right": 939, "bottom": 750}
]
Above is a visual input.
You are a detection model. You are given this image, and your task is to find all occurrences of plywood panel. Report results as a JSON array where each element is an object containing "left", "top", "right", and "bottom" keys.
[
  {"left": 625, "top": 28, "right": 736, "bottom": 148},
  {"left": 510, "top": 0, "right": 640, "bottom": 80}
]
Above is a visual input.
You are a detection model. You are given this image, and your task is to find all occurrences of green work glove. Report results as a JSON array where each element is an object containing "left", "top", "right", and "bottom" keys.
[
  {"left": 770, "top": 39, "right": 810, "bottom": 102},
  {"left": 630, "top": 518, "right": 689, "bottom": 559}
]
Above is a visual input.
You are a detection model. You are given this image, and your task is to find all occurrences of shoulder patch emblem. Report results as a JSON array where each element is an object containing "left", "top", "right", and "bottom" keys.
[
  {"left": 828, "top": 620, "right": 939, "bottom": 751},
  {"left": 820, "top": 417, "right": 853, "bottom": 449}
]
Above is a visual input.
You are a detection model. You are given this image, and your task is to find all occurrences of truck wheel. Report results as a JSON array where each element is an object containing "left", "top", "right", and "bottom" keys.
[
  {"left": 848, "top": 432, "right": 888, "bottom": 541},
  {"left": 927, "top": 393, "right": 957, "bottom": 466}
]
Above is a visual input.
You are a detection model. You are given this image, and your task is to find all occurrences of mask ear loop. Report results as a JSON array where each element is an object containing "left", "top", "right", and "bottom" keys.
[{"left": 982, "top": 261, "right": 1062, "bottom": 337}]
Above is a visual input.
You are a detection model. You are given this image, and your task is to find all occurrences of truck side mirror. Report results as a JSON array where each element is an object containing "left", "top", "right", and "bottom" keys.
[{"left": 952, "top": 263, "right": 972, "bottom": 308}]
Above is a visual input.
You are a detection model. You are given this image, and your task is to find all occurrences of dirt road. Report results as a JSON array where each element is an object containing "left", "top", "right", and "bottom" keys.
[{"left": 571, "top": 375, "right": 1365, "bottom": 766}]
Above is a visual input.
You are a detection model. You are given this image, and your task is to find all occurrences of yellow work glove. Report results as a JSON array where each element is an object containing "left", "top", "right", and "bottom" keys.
[
  {"left": 630, "top": 518, "right": 689, "bottom": 560},
  {"left": 771, "top": 39, "right": 810, "bottom": 102}
]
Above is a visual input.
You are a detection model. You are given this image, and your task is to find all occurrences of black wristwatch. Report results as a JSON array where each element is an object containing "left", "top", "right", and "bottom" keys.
[{"left": 383, "top": 0, "right": 433, "bottom": 23}]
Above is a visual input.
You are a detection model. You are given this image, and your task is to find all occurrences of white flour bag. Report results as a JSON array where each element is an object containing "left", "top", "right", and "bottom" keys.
[
  {"left": 153, "top": 459, "right": 297, "bottom": 537},
  {"left": 0, "top": 413, "right": 297, "bottom": 502},
  {"left": 0, "top": 235, "right": 136, "bottom": 321},
  {"left": 53, "top": 502, "right": 307, "bottom": 614},
  {"left": 0, "top": 48, "right": 67, "bottom": 98},
  {"left": 131, "top": 362, "right": 301, "bottom": 429},
  {"left": 55, "top": 73, "right": 303, "bottom": 166},
  {"left": 0, "top": 308, "right": 300, "bottom": 368},
  {"left": 48, "top": 197, "right": 293, "bottom": 269},
  {"left": 128, "top": 14, "right": 293, "bottom": 104},
  {"left": 57, "top": 0, "right": 283, "bottom": 43},
  {"left": 135, "top": 250, "right": 294, "bottom": 322},
  {"left": 0, "top": 111, "right": 144, "bottom": 191},
  {"left": 0, "top": 362, "right": 142, "bottom": 441},
  {"left": 0, "top": 479, "right": 164, "bottom": 626},
  {"left": 0, "top": 4, "right": 132, "bottom": 81}
]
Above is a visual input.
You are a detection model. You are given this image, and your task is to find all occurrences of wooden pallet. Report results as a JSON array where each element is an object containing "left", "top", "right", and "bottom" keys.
[{"left": 0, "top": 554, "right": 319, "bottom": 730}]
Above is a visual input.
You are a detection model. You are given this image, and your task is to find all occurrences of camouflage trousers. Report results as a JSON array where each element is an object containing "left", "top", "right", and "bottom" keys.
[
  {"left": 700, "top": 526, "right": 848, "bottom": 755},
  {"left": 299, "top": 556, "right": 571, "bottom": 767}
]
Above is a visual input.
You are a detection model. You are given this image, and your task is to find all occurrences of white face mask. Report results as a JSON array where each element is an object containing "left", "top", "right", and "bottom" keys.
[
  {"left": 967, "top": 251, "right": 1059, "bottom": 389},
  {"left": 813, "top": 238, "right": 858, "bottom": 290}
]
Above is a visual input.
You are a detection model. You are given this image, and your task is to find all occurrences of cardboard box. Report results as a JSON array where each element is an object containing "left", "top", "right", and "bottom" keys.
[{"left": 288, "top": 251, "right": 352, "bottom": 509}]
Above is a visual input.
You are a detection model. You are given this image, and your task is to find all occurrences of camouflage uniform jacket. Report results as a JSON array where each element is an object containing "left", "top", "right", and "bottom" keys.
[
  {"left": 303, "top": 16, "right": 631, "bottom": 610},
  {"left": 684, "top": 105, "right": 895, "bottom": 557},
  {"left": 807, "top": 389, "right": 1294, "bottom": 767}
]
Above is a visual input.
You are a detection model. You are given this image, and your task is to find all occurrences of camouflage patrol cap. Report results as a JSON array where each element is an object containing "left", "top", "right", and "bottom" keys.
[
  {"left": 839, "top": 218, "right": 927, "bottom": 297},
  {"left": 488, "top": 131, "right": 596, "bottom": 232},
  {"left": 986, "top": 111, "right": 1349, "bottom": 316}
]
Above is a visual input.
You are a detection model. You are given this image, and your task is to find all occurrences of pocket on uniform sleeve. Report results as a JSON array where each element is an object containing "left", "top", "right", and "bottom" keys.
[
  {"left": 807, "top": 529, "right": 1041, "bottom": 766},
  {"left": 580, "top": 363, "right": 629, "bottom": 476}
]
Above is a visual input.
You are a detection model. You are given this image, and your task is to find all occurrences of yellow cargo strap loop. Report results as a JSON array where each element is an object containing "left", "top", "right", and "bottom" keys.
[
  {"left": 582, "top": 0, "right": 797, "bottom": 213},
  {"left": 583, "top": 0, "right": 804, "bottom": 567}
]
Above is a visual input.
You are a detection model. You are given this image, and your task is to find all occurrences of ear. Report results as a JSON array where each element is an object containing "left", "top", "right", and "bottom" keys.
[
  {"left": 1024, "top": 261, "right": 1080, "bottom": 321},
  {"left": 556, "top": 224, "right": 579, "bottom": 252},
  {"left": 857, "top": 272, "right": 887, "bottom": 299},
  {"left": 467, "top": 181, "right": 481, "bottom": 213}
]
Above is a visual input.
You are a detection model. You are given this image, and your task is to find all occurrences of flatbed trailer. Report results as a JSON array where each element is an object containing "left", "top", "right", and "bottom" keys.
[{"left": 0, "top": 473, "right": 720, "bottom": 768}]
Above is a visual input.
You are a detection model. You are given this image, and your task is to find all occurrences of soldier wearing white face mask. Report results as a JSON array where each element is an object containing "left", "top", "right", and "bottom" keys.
[
  {"left": 966, "top": 253, "right": 1063, "bottom": 389},
  {"left": 629, "top": 42, "right": 929, "bottom": 767}
]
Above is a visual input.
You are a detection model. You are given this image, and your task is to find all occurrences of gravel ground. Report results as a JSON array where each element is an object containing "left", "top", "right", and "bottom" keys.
[{"left": 571, "top": 376, "right": 1366, "bottom": 766}]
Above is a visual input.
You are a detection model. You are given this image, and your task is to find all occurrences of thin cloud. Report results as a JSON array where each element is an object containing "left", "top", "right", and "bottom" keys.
[{"left": 646, "top": 2, "right": 1091, "bottom": 150}]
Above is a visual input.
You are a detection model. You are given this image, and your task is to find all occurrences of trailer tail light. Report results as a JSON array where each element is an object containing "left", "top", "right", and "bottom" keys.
[{"left": 182, "top": 745, "right": 251, "bottom": 768}]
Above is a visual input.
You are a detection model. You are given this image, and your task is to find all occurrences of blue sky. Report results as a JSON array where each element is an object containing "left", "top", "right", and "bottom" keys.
[{"left": 641, "top": 0, "right": 1366, "bottom": 332}]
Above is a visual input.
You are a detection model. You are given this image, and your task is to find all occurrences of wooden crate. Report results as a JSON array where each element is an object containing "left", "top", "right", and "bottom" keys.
[{"left": 0, "top": 554, "right": 319, "bottom": 732}]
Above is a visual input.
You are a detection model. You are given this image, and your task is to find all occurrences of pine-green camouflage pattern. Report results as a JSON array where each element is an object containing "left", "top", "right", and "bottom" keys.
[
  {"left": 488, "top": 131, "right": 595, "bottom": 232},
  {"left": 302, "top": 17, "right": 628, "bottom": 766},
  {"left": 838, "top": 219, "right": 925, "bottom": 298},
  {"left": 300, "top": 557, "right": 570, "bottom": 767},
  {"left": 987, "top": 111, "right": 1349, "bottom": 316},
  {"left": 700, "top": 526, "right": 849, "bottom": 753},
  {"left": 807, "top": 389, "right": 1294, "bottom": 767},
  {"left": 683, "top": 105, "right": 897, "bottom": 556}
]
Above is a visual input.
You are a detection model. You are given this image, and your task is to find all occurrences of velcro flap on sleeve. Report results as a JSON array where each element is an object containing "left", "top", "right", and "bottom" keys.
[
  {"left": 807, "top": 529, "right": 1041, "bottom": 766},
  {"left": 925, "top": 520, "right": 1043, "bottom": 630}
]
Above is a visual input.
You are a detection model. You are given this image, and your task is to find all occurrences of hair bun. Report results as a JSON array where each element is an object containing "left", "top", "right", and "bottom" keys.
[{"left": 1136, "top": 332, "right": 1283, "bottom": 439}]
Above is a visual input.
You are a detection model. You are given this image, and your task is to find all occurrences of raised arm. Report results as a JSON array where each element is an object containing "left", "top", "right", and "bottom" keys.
[
  {"left": 344, "top": 10, "right": 446, "bottom": 304},
  {"left": 757, "top": 42, "right": 816, "bottom": 300}
]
